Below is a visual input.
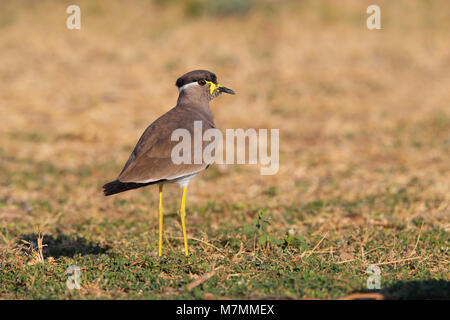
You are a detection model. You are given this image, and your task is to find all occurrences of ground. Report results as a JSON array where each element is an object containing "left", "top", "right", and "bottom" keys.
[{"left": 0, "top": 0, "right": 449, "bottom": 299}]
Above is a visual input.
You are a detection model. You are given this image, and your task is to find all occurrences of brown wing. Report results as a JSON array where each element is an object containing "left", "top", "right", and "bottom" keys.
[{"left": 117, "top": 106, "right": 215, "bottom": 183}]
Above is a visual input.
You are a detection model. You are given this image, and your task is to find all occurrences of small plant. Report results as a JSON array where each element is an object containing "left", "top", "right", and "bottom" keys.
[
  {"left": 21, "top": 229, "right": 46, "bottom": 265},
  {"left": 283, "top": 233, "right": 309, "bottom": 250},
  {"left": 244, "top": 209, "right": 282, "bottom": 247}
]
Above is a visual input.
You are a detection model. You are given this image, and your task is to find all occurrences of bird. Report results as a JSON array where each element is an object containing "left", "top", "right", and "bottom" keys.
[{"left": 103, "top": 70, "right": 235, "bottom": 256}]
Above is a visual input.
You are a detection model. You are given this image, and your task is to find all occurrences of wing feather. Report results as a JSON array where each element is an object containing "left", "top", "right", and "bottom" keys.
[{"left": 118, "top": 106, "right": 216, "bottom": 183}]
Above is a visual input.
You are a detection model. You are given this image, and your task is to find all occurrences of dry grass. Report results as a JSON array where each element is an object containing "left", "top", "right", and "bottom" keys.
[{"left": 0, "top": 0, "right": 449, "bottom": 299}]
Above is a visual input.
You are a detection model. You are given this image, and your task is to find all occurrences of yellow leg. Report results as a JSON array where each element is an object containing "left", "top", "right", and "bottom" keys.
[
  {"left": 158, "top": 185, "right": 164, "bottom": 257},
  {"left": 179, "top": 187, "right": 189, "bottom": 256}
]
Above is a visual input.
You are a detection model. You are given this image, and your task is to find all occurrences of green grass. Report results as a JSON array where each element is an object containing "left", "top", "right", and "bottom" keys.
[{"left": 0, "top": 192, "right": 448, "bottom": 299}]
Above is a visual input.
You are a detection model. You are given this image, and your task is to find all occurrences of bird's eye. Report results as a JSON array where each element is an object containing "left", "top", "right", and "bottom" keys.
[{"left": 198, "top": 79, "right": 207, "bottom": 86}]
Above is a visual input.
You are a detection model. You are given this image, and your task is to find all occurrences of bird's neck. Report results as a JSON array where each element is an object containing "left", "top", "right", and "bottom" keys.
[
  {"left": 176, "top": 92, "right": 214, "bottom": 123},
  {"left": 177, "top": 91, "right": 211, "bottom": 110}
]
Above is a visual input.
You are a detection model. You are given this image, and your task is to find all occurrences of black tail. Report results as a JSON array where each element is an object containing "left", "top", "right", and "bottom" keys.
[{"left": 102, "top": 179, "right": 162, "bottom": 196}]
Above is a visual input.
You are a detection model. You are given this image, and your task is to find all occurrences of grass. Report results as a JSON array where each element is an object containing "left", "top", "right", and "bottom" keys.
[
  {"left": 1, "top": 219, "right": 447, "bottom": 299},
  {"left": 1, "top": 182, "right": 448, "bottom": 299},
  {"left": 0, "top": 0, "right": 449, "bottom": 299}
]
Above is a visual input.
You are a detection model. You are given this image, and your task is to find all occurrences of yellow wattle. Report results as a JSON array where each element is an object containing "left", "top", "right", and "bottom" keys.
[{"left": 206, "top": 81, "right": 220, "bottom": 95}]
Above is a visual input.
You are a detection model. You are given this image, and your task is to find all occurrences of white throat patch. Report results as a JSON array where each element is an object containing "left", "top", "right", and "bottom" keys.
[{"left": 178, "top": 82, "right": 199, "bottom": 93}]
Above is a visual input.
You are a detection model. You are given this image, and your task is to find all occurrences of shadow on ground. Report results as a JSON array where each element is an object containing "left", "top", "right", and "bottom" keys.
[
  {"left": 347, "top": 280, "right": 450, "bottom": 299},
  {"left": 19, "top": 232, "right": 110, "bottom": 258},
  {"left": 381, "top": 279, "right": 450, "bottom": 299}
]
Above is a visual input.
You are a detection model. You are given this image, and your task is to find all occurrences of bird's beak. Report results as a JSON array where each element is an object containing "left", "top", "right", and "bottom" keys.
[
  {"left": 216, "top": 85, "right": 235, "bottom": 95},
  {"left": 207, "top": 81, "right": 235, "bottom": 95}
]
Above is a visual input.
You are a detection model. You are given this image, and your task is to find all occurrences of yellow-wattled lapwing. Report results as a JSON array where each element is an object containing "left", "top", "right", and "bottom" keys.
[{"left": 103, "top": 70, "right": 235, "bottom": 256}]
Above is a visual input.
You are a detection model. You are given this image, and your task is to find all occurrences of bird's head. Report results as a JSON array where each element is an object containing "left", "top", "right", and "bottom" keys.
[{"left": 176, "top": 70, "right": 235, "bottom": 102}]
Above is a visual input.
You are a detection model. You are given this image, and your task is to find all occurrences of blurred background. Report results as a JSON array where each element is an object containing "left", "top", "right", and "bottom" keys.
[{"left": 0, "top": 0, "right": 449, "bottom": 295}]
